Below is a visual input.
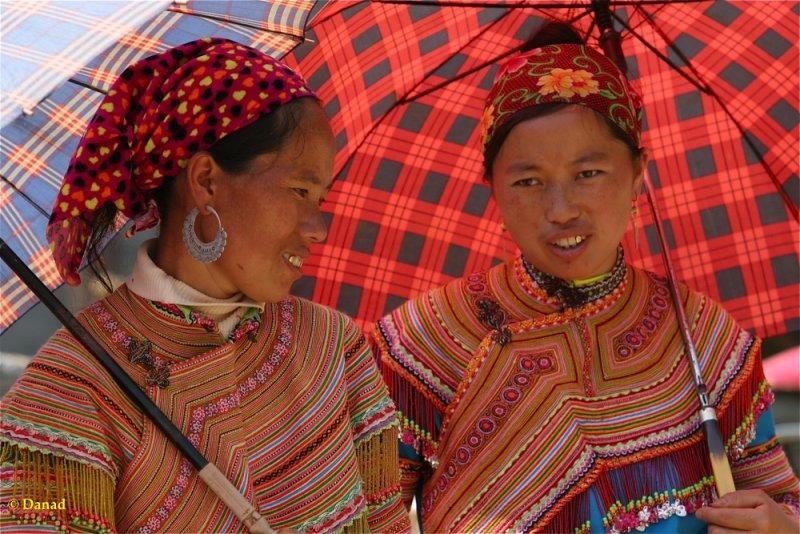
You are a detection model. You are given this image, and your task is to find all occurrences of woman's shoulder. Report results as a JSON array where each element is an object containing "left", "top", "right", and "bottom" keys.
[
  {"left": 3, "top": 324, "right": 102, "bottom": 397},
  {"left": 629, "top": 265, "right": 743, "bottom": 329},
  {"left": 379, "top": 262, "right": 505, "bottom": 327},
  {"left": 289, "top": 295, "right": 359, "bottom": 329},
  {"left": 17, "top": 295, "right": 124, "bottom": 389},
  {"left": 373, "top": 264, "right": 505, "bottom": 390},
  {"left": 1, "top": 297, "right": 137, "bottom": 473},
  {"left": 4, "top": 294, "right": 140, "bottom": 416}
]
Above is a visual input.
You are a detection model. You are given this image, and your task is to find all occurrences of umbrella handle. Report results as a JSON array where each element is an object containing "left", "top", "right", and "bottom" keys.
[
  {"left": 641, "top": 175, "right": 736, "bottom": 497},
  {"left": 199, "top": 464, "right": 276, "bottom": 533},
  {"left": 0, "top": 238, "right": 276, "bottom": 533}
]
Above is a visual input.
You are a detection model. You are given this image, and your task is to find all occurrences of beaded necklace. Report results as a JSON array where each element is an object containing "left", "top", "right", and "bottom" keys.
[{"left": 523, "top": 247, "right": 626, "bottom": 310}]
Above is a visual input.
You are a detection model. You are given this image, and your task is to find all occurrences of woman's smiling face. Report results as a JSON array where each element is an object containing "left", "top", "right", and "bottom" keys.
[
  {"left": 185, "top": 100, "right": 335, "bottom": 303},
  {"left": 491, "top": 105, "right": 645, "bottom": 280}
]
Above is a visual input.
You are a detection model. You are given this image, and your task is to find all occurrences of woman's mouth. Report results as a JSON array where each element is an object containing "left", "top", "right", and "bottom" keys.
[
  {"left": 551, "top": 235, "right": 587, "bottom": 250},
  {"left": 546, "top": 234, "right": 590, "bottom": 260}
]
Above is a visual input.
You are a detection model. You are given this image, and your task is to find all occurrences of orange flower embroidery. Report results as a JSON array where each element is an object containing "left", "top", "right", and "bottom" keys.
[
  {"left": 537, "top": 68, "right": 599, "bottom": 98},
  {"left": 569, "top": 69, "right": 600, "bottom": 97}
]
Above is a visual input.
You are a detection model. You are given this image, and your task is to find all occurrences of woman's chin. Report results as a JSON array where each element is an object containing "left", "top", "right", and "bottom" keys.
[
  {"left": 528, "top": 257, "right": 608, "bottom": 282},
  {"left": 239, "top": 283, "right": 290, "bottom": 304}
]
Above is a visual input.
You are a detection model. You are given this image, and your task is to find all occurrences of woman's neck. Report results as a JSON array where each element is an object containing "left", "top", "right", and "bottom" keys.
[
  {"left": 523, "top": 247, "right": 626, "bottom": 309},
  {"left": 153, "top": 218, "right": 237, "bottom": 300}
]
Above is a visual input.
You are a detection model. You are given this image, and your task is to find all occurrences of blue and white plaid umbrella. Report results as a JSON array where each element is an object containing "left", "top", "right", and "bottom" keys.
[
  {"left": 0, "top": 0, "right": 322, "bottom": 332},
  {"left": 1, "top": 1, "right": 170, "bottom": 128}
]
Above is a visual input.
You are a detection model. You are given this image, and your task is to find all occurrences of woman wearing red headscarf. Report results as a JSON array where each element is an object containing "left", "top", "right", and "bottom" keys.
[
  {"left": 1, "top": 38, "right": 409, "bottom": 533},
  {"left": 373, "top": 23, "right": 798, "bottom": 533}
]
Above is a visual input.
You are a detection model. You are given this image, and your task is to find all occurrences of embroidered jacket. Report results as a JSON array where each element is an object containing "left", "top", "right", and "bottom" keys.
[
  {"left": 1, "top": 286, "right": 410, "bottom": 533},
  {"left": 374, "top": 257, "right": 799, "bottom": 533}
]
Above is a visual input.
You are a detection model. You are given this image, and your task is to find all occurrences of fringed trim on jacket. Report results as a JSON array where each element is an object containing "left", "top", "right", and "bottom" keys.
[{"left": 0, "top": 442, "right": 115, "bottom": 532}]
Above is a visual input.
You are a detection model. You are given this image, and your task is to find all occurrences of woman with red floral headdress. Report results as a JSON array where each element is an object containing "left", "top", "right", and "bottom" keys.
[
  {"left": 1, "top": 38, "right": 410, "bottom": 533},
  {"left": 373, "top": 22, "right": 799, "bottom": 533}
]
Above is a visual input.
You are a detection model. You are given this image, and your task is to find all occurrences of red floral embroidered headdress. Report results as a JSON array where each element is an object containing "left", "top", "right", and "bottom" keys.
[
  {"left": 481, "top": 43, "right": 643, "bottom": 156},
  {"left": 47, "top": 37, "right": 316, "bottom": 285}
]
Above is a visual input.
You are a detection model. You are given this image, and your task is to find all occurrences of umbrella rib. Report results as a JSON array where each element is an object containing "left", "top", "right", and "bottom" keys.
[
  {"left": 374, "top": 0, "right": 708, "bottom": 7},
  {"left": 399, "top": 52, "right": 515, "bottom": 105},
  {"left": 583, "top": 13, "right": 597, "bottom": 42},
  {"left": 402, "top": 5, "right": 593, "bottom": 104},
  {"left": 19, "top": 78, "right": 109, "bottom": 124},
  {"left": 0, "top": 174, "right": 49, "bottom": 218},
  {"left": 404, "top": 5, "right": 593, "bottom": 105},
  {"left": 67, "top": 77, "right": 109, "bottom": 96},
  {"left": 376, "top": 0, "right": 583, "bottom": 7},
  {"left": 634, "top": 6, "right": 711, "bottom": 91},
  {"left": 332, "top": 5, "right": 525, "bottom": 181},
  {"left": 609, "top": 10, "right": 711, "bottom": 94},
  {"left": 402, "top": 7, "right": 529, "bottom": 104},
  {"left": 165, "top": 7, "right": 305, "bottom": 40},
  {"left": 308, "top": 0, "right": 362, "bottom": 29},
  {"left": 621, "top": 9, "right": 799, "bottom": 220}
]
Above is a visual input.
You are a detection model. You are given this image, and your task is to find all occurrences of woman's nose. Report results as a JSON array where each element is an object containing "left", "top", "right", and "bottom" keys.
[
  {"left": 544, "top": 184, "right": 581, "bottom": 225},
  {"left": 300, "top": 205, "right": 328, "bottom": 244}
]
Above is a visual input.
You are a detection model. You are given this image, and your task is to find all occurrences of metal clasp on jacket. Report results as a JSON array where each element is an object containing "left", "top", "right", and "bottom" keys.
[
  {"left": 476, "top": 298, "right": 512, "bottom": 347},
  {"left": 127, "top": 339, "right": 170, "bottom": 389}
]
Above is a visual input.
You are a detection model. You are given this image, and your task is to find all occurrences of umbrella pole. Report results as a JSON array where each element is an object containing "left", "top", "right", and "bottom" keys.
[
  {"left": 0, "top": 238, "right": 276, "bottom": 534},
  {"left": 640, "top": 176, "right": 736, "bottom": 497},
  {"left": 592, "top": 0, "right": 735, "bottom": 496}
]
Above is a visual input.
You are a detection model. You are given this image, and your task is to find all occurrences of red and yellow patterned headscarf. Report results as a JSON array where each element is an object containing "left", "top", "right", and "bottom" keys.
[
  {"left": 481, "top": 43, "right": 643, "bottom": 155},
  {"left": 47, "top": 37, "right": 317, "bottom": 285}
]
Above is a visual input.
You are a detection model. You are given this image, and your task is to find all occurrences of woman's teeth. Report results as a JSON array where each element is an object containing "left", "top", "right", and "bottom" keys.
[
  {"left": 553, "top": 235, "right": 586, "bottom": 249},
  {"left": 286, "top": 255, "right": 303, "bottom": 268}
]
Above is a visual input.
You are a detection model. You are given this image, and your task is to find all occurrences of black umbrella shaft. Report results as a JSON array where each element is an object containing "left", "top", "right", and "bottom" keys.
[
  {"left": 641, "top": 178, "right": 707, "bottom": 393},
  {"left": 0, "top": 238, "right": 207, "bottom": 470},
  {"left": 641, "top": 177, "right": 736, "bottom": 495},
  {"left": 592, "top": 0, "right": 627, "bottom": 75}
]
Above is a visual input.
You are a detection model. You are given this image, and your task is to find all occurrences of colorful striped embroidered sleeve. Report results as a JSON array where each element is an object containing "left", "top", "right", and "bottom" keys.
[
  {"left": 724, "top": 350, "right": 800, "bottom": 516},
  {"left": 370, "top": 318, "right": 440, "bottom": 511},
  {"left": 371, "top": 279, "right": 485, "bottom": 511},
  {"left": 732, "top": 410, "right": 800, "bottom": 516},
  {"left": 696, "top": 297, "right": 800, "bottom": 514},
  {"left": 0, "top": 328, "right": 134, "bottom": 533},
  {"left": 342, "top": 317, "right": 410, "bottom": 533}
]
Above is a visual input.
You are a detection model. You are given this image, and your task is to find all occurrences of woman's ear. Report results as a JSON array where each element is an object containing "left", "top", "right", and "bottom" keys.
[
  {"left": 185, "top": 151, "right": 219, "bottom": 214},
  {"left": 632, "top": 148, "right": 650, "bottom": 199}
]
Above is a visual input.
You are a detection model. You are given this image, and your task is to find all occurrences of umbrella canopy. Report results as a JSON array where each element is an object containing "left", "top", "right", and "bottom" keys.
[
  {"left": 0, "top": 0, "right": 321, "bottom": 331},
  {"left": 2, "top": 0, "right": 797, "bottom": 342},
  {"left": 283, "top": 0, "right": 799, "bottom": 339},
  {"left": 0, "top": 0, "right": 171, "bottom": 128}
]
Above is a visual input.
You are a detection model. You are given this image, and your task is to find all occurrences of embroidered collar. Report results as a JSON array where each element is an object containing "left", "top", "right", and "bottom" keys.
[{"left": 522, "top": 247, "right": 627, "bottom": 310}]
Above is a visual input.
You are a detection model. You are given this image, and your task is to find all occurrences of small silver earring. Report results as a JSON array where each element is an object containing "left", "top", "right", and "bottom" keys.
[{"left": 182, "top": 206, "right": 227, "bottom": 263}]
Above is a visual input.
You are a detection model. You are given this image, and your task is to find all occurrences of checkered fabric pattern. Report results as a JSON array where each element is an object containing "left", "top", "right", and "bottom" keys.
[
  {"left": 283, "top": 0, "right": 798, "bottom": 339},
  {"left": 0, "top": 0, "right": 171, "bottom": 128},
  {"left": 0, "top": 0, "right": 318, "bottom": 331}
]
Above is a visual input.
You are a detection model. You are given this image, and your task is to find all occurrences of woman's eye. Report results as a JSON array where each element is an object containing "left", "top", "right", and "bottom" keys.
[
  {"left": 513, "top": 178, "right": 539, "bottom": 187},
  {"left": 578, "top": 170, "right": 602, "bottom": 179}
]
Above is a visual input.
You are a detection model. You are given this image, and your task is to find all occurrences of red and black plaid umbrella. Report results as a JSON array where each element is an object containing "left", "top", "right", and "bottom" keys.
[{"left": 285, "top": 0, "right": 799, "bottom": 339}]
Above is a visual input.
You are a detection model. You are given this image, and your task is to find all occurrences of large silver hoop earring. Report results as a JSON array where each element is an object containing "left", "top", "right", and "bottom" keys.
[{"left": 182, "top": 206, "right": 227, "bottom": 263}]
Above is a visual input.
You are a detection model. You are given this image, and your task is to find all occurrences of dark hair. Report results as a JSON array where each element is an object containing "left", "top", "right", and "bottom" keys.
[
  {"left": 483, "top": 21, "right": 642, "bottom": 180},
  {"left": 85, "top": 96, "right": 318, "bottom": 291},
  {"left": 208, "top": 96, "right": 315, "bottom": 174}
]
